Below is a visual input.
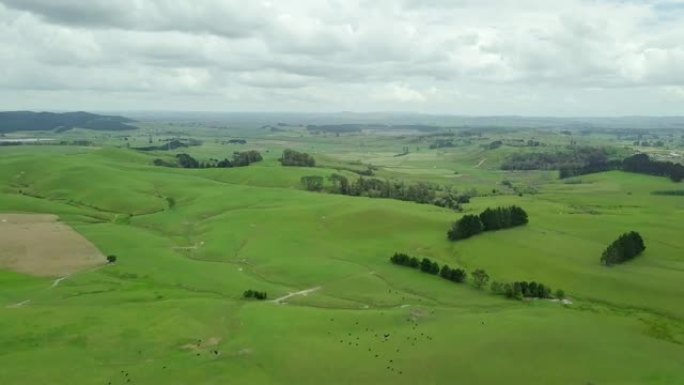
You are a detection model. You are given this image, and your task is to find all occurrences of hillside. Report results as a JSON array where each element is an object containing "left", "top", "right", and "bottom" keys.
[
  {"left": 1, "top": 133, "right": 683, "bottom": 385},
  {"left": 0, "top": 111, "right": 138, "bottom": 133}
]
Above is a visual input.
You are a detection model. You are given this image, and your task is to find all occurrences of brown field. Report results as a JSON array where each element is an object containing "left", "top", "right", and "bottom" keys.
[{"left": 0, "top": 213, "right": 105, "bottom": 277}]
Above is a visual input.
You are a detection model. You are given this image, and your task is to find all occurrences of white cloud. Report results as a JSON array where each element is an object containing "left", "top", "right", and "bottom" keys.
[{"left": 0, "top": 0, "right": 683, "bottom": 114}]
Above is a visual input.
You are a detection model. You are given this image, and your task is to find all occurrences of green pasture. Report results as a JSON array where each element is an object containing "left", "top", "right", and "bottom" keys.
[{"left": 0, "top": 135, "right": 683, "bottom": 385}]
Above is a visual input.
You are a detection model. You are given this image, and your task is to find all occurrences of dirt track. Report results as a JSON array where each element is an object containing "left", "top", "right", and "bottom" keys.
[
  {"left": 272, "top": 287, "right": 321, "bottom": 304},
  {"left": 0, "top": 213, "right": 105, "bottom": 277}
]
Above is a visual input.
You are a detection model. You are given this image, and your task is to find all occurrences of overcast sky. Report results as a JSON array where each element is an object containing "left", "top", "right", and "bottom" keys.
[{"left": 1, "top": 0, "right": 684, "bottom": 116}]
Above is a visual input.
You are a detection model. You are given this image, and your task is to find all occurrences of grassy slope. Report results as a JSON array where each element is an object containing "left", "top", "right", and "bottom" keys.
[{"left": 0, "top": 145, "right": 682, "bottom": 385}]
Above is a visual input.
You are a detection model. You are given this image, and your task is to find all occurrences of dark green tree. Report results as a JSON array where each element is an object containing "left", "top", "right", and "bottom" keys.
[
  {"left": 447, "top": 215, "right": 484, "bottom": 240},
  {"left": 301, "top": 175, "right": 325, "bottom": 191},
  {"left": 471, "top": 269, "right": 489, "bottom": 289}
]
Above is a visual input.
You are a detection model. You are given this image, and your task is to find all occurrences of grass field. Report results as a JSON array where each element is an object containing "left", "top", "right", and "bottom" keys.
[{"left": 1, "top": 127, "right": 683, "bottom": 385}]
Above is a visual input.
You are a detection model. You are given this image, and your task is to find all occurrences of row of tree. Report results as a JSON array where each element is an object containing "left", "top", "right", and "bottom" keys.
[
  {"left": 390, "top": 253, "right": 467, "bottom": 283},
  {"left": 243, "top": 289, "right": 268, "bottom": 300},
  {"left": 502, "top": 146, "right": 611, "bottom": 171},
  {"left": 301, "top": 174, "right": 470, "bottom": 211},
  {"left": 491, "top": 280, "right": 554, "bottom": 300},
  {"left": 389, "top": 253, "right": 565, "bottom": 301},
  {"left": 601, "top": 231, "right": 646, "bottom": 266},
  {"left": 622, "top": 153, "right": 684, "bottom": 182},
  {"left": 155, "top": 151, "right": 263, "bottom": 169},
  {"left": 447, "top": 206, "right": 528, "bottom": 241},
  {"left": 560, "top": 153, "right": 684, "bottom": 182},
  {"left": 559, "top": 160, "right": 623, "bottom": 179},
  {"left": 280, "top": 149, "right": 316, "bottom": 167}
]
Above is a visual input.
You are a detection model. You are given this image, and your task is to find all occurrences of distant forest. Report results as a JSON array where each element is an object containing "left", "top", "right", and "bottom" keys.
[
  {"left": 301, "top": 173, "right": 470, "bottom": 210},
  {"left": 561, "top": 153, "right": 684, "bottom": 182},
  {"left": 136, "top": 139, "right": 202, "bottom": 151},
  {"left": 501, "top": 146, "right": 613, "bottom": 171},
  {"left": 154, "top": 151, "right": 263, "bottom": 169},
  {"left": 501, "top": 146, "right": 683, "bottom": 183},
  {"left": 0, "top": 111, "right": 138, "bottom": 132}
]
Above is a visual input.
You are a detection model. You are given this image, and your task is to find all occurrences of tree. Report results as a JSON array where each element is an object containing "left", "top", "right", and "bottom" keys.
[
  {"left": 448, "top": 268, "right": 467, "bottom": 283},
  {"left": 503, "top": 283, "right": 514, "bottom": 298},
  {"left": 232, "top": 150, "right": 263, "bottom": 167},
  {"left": 555, "top": 289, "right": 565, "bottom": 300},
  {"left": 601, "top": 231, "right": 646, "bottom": 266},
  {"left": 440, "top": 264, "right": 452, "bottom": 279},
  {"left": 106, "top": 255, "right": 117, "bottom": 264},
  {"left": 301, "top": 175, "right": 325, "bottom": 191},
  {"left": 166, "top": 197, "right": 176, "bottom": 209},
  {"left": 471, "top": 269, "right": 489, "bottom": 289},
  {"left": 490, "top": 281, "right": 504, "bottom": 295},
  {"left": 280, "top": 149, "right": 316, "bottom": 167},
  {"left": 420, "top": 258, "right": 440, "bottom": 275},
  {"left": 390, "top": 252, "right": 410, "bottom": 266},
  {"left": 243, "top": 289, "right": 267, "bottom": 300},
  {"left": 408, "top": 257, "right": 420, "bottom": 268},
  {"left": 447, "top": 215, "right": 483, "bottom": 240},
  {"left": 328, "top": 173, "right": 350, "bottom": 194},
  {"left": 448, "top": 206, "right": 528, "bottom": 242},
  {"left": 176, "top": 153, "right": 200, "bottom": 168}
]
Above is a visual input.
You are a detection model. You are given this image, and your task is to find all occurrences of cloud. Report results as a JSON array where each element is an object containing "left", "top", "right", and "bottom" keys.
[{"left": 0, "top": 0, "right": 683, "bottom": 114}]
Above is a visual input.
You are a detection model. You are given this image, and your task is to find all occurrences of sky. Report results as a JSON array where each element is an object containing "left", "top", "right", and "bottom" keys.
[{"left": 1, "top": 0, "right": 684, "bottom": 116}]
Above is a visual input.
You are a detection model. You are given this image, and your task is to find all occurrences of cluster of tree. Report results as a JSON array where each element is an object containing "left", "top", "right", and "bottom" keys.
[
  {"left": 301, "top": 174, "right": 469, "bottom": 211},
  {"left": 106, "top": 255, "right": 117, "bottom": 264},
  {"left": 601, "top": 231, "right": 646, "bottom": 266},
  {"left": 559, "top": 160, "right": 622, "bottom": 179},
  {"left": 231, "top": 150, "right": 263, "bottom": 166},
  {"left": 622, "top": 153, "right": 684, "bottom": 182},
  {"left": 491, "top": 280, "right": 553, "bottom": 300},
  {"left": 280, "top": 149, "right": 316, "bottom": 167},
  {"left": 429, "top": 139, "right": 456, "bottom": 149},
  {"left": 243, "top": 289, "right": 268, "bottom": 300},
  {"left": 634, "top": 140, "right": 666, "bottom": 147},
  {"left": 483, "top": 140, "right": 503, "bottom": 150},
  {"left": 390, "top": 253, "right": 467, "bottom": 283},
  {"left": 560, "top": 153, "right": 684, "bottom": 182},
  {"left": 136, "top": 138, "right": 202, "bottom": 151},
  {"left": 447, "top": 206, "right": 528, "bottom": 241},
  {"left": 306, "top": 124, "right": 365, "bottom": 134},
  {"left": 227, "top": 139, "right": 247, "bottom": 144},
  {"left": 502, "top": 146, "right": 611, "bottom": 171},
  {"left": 652, "top": 190, "right": 684, "bottom": 196},
  {"left": 155, "top": 150, "right": 263, "bottom": 169}
]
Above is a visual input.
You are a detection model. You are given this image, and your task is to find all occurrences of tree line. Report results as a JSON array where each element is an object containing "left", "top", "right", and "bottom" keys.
[
  {"left": 243, "top": 289, "right": 268, "bottom": 300},
  {"left": 154, "top": 150, "right": 263, "bottom": 169},
  {"left": 447, "top": 206, "right": 528, "bottom": 241},
  {"left": 390, "top": 253, "right": 467, "bottom": 283},
  {"left": 280, "top": 149, "right": 316, "bottom": 167},
  {"left": 390, "top": 253, "right": 565, "bottom": 301},
  {"left": 560, "top": 153, "right": 684, "bottom": 182},
  {"left": 601, "top": 231, "right": 645, "bottom": 266},
  {"left": 622, "top": 153, "right": 684, "bottom": 182},
  {"left": 301, "top": 174, "right": 470, "bottom": 211},
  {"left": 502, "top": 146, "right": 611, "bottom": 171},
  {"left": 490, "top": 280, "right": 554, "bottom": 300}
]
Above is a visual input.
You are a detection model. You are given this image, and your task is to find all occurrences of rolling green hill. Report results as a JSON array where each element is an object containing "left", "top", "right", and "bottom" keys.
[
  {"left": 0, "top": 141, "right": 682, "bottom": 385},
  {"left": 0, "top": 111, "right": 138, "bottom": 133}
]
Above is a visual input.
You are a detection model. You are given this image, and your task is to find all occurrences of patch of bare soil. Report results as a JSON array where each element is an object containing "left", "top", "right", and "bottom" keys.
[{"left": 0, "top": 213, "right": 105, "bottom": 277}]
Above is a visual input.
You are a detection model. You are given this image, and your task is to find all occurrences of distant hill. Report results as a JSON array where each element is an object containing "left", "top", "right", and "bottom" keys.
[{"left": 0, "top": 111, "right": 138, "bottom": 133}]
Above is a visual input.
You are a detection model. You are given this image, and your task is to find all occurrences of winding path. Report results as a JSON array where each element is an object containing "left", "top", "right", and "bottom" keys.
[{"left": 272, "top": 287, "right": 321, "bottom": 304}]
